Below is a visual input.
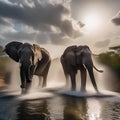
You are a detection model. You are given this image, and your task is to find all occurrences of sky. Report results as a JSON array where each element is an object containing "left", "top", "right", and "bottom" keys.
[{"left": 0, "top": 0, "right": 120, "bottom": 58}]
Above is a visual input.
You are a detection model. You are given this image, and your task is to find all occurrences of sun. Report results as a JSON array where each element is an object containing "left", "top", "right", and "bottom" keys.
[{"left": 83, "top": 13, "right": 102, "bottom": 31}]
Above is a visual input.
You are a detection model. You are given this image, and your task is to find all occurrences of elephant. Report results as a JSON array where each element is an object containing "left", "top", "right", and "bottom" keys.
[
  {"left": 4, "top": 41, "right": 51, "bottom": 93},
  {"left": 61, "top": 45, "right": 103, "bottom": 92}
]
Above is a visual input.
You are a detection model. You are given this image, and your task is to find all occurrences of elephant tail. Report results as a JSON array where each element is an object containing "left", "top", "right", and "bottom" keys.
[{"left": 93, "top": 65, "right": 103, "bottom": 73}]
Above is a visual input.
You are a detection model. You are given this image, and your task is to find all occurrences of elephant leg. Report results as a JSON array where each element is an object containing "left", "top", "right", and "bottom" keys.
[
  {"left": 61, "top": 58, "right": 69, "bottom": 87},
  {"left": 30, "top": 65, "right": 35, "bottom": 80},
  {"left": 80, "top": 65, "right": 87, "bottom": 92},
  {"left": 25, "top": 82, "right": 31, "bottom": 93},
  {"left": 65, "top": 74, "right": 69, "bottom": 87},
  {"left": 86, "top": 65, "right": 99, "bottom": 92},
  {"left": 42, "top": 75, "right": 47, "bottom": 87},
  {"left": 62, "top": 64, "right": 69, "bottom": 86},
  {"left": 70, "top": 70, "right": 76, "bottom": 91},
  {"left": 38, "top": 76, "right": 42, "bottom": 86},
  {"left": 63, "top": 67, "right": 69, "bottom": 86},
  {"left": 42, "top": 62, "right": 51, "bottom": 87}
]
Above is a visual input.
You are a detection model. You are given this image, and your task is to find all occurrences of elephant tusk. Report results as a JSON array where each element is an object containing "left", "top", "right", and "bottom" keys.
[{"left": 93, "top": 65, "right": 103, "bottom": 73}]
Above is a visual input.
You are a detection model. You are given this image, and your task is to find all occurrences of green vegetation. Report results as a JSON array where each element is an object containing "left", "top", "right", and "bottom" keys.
[
  {"left": 0, "top": 45, "right": 5, "bottom": 56},
  {"left": 98, "top": 45, "right": 120, "bottom": 92},
  {"left": 109, "top": 45, "right": 120, "bottom": 53},
  {"left": 98, "top": 45, "right": 120, "bottom": 77}
]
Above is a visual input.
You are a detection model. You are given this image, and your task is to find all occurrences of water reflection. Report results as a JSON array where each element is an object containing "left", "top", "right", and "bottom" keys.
[
  {"left": 0, "top": 95, "right": 120, "bottom": 120},
  {"left": 63, "top": 97, "right": 88, "bottom": 120},
  {"left": 16, "top": 96, "right": 89, "bottom": 120},
  {"left": 87, "top": 99, "right": 102, "bottom": 120},
  {"left": 100, "top": 98, "right": 120, "bottom": 120},
  {"left": 0, "top": 97, "right": 19, "bottom": 120},
  {"left": 17, "top": 100, "right": 51, "bottom": 120},
  {"left": 47, "top": 96, "right": 64, "bottom": 120}
]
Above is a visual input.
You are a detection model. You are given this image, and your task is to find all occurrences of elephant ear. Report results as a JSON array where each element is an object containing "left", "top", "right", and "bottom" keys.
[
  {"left": 33, "top": 44, "right": 42, "bottom": 64},
  {"left": 4, "top": 41, "right": 23, "bottom": 62},
  {"left": 83, "top": 45, "right": 92, "bottom": 54}
]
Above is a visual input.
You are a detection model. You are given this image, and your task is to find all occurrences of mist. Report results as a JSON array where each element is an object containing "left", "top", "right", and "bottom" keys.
[{"left": 3, "top": 56, "right": 119, "bottom": 96}]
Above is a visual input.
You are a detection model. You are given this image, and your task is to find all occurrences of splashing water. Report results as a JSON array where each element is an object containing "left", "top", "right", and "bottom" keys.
[
  {"left": 0, "top": 58, "right": 66, "bottom": 99},
  {"left": 1, "top": 56, "right": 120, "bottom": 100}
]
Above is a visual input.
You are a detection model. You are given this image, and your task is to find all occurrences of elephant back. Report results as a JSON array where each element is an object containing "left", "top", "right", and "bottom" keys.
[
  {"left": 63, "top": 45, "right": 77, "bottom": 56},
  {"left": 4, "top": 41, "right": 23, "bottom": 62},
  {"left": 41, "top": 48, "right": 51, "bottom": 62}
]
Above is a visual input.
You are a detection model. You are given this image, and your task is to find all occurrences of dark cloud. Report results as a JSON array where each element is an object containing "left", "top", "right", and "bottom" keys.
[
  {"left": 112, "top": 12, "right": 120, "bottom": 25},
  {"left": 0, "top": 17, "right": 12, "bottom": 26},
  {"left": 94, "top": 39, "right": 111, "bottom": 48},
  {"left": 2, "top": 31, "right": 36, "bottom": 41},
  {"left": 2, "top": 31, "right": 68, "bottom": 45},
  {"left": 0, "top": 1, "right": 81, "bottom": 38},
  {"left": 48, "top": 32, "right": 69, "bottom": 44},
  {"left": 78, "top": 21, "right": 85, "bottom": 28},
  {"left": 9, "top": 0, "right": 17, "bottom": 4}
]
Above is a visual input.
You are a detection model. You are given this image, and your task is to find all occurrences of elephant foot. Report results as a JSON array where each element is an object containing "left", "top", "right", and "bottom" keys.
[
  {"left": 26, "top": 80, "right": 31, "bottom": 83},
  {"left": 81, "top": 88, "right": 86, "bottom": 93},
  {"left": 20, "top": 84, "right": 26, "bottom": 88},
  {"left": 71, "top": 88, "right": 76, "bottom": 91},
  {"left": 81, "top": 90, "right": 86, "bottom": 93},
  {"left": 96, "top": 89, "right": 101, "bottom": 94},
  {"left": 21, "top": 88, "right": 26, "bottom": 94},
  {"left": 25, "top": 82, "right": 31, "bottom": 93},
  {"left": 42, "top": 82, "right": 47, "bottom": 88},
  {"left": 42, "top": 84, "right": 46, "bottom": 88}
]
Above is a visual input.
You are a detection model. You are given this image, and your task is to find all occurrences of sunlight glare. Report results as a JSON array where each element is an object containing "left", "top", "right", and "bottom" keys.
[{"left": 83, "top": 14, "right": 102, "bottom": 31}]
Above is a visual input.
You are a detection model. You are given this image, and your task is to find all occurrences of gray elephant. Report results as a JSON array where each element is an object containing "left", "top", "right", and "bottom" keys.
[
  {"left": 4, "top": 41, "right": 51, "bottom": 94},
  {"left": 61, "top": 45, "right": 103, "bottom": 92}
]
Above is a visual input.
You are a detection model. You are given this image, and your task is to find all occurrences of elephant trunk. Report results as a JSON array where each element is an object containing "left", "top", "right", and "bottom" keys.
[
  {"left": 20, "top": 64, "right": 27, "bottom": 88},
  {"left": 20, "top": 62, "right": 32, "bottom": 88}
]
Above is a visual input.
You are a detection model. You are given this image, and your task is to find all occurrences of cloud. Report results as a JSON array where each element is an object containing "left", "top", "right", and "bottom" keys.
[
  {"left": 0, "top": 17, "right": 10, "bottom": 26},
  {"left": 78, "top": 21, "right": 85, "bottom": 28},
  {"left": 2, "top": 31, "right": 36, "bottom": 41},
  {"left": 112, "top": 11, "right": 120, "bottom": 25},
  {"left": 0, "top": 0, "right": 82, "bottom": 41},
  {"left": 1, "top": 30, "right": 69, "bottom": 45},
  {"left": 94, "top": 39, "right": 111, "bottom": 48}
]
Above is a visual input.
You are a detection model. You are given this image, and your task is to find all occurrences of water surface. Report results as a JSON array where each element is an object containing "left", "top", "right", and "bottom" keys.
[{"left": 0, "top": 91, "right": 120, "bottom": 120}]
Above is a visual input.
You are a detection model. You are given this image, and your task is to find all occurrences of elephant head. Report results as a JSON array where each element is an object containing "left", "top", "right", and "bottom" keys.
[
  {"left": 33, "top": 44, "right": 42, "bottom": 64},
  {"left": 5, "top": 41, "right": 42, "bottom": 66},
  {"left": 76, "top": 46, "right": 103, "bottom": 72},
  {"left": 4, "top": 41, "right": 43, "bottom": 93},
  {"left": 75, "top": 46, "right": 91, "bottom": 64}
]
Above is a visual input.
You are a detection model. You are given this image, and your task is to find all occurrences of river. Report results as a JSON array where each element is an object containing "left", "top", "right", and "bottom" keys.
[{"left": 0, "top": 89, "right": 120, "bottom": 120}]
